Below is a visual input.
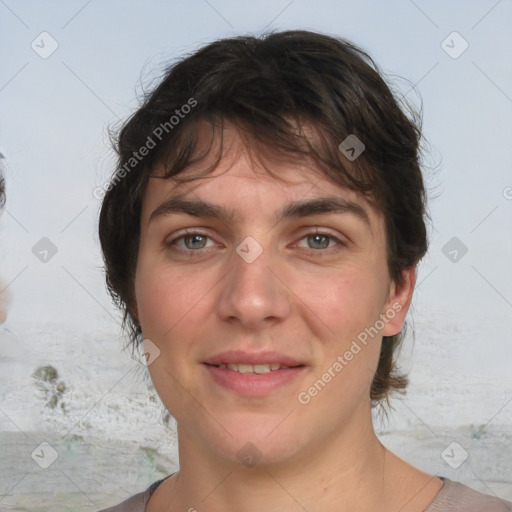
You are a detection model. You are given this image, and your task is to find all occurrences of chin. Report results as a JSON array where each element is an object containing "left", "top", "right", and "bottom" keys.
[{"left": 192, "top": 413, "right": 309, "bottom": 469}]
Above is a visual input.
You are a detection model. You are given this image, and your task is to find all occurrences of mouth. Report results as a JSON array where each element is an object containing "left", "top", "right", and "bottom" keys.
[
  {"left": 204, "top": 362, "right": 305, "bottom": 374},
  {"left": 202, "top": 360, "right": 307, "bottom": 396}
]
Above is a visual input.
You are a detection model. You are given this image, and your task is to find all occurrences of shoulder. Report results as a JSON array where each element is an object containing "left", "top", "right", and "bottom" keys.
[
  {"left": 425, "top": 477, "right": 512, "bottom": 512},
  {"left": 97, "top": 476, "right": 169, "bottom": 512}
]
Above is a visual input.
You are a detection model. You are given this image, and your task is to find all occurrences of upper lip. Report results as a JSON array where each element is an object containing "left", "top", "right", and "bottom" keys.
[{"left": 203, "top": 350, "right": 305, "bottom": 367}]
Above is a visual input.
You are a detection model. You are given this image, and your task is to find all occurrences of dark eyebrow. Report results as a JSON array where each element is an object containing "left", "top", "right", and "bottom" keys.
[
  {"left": 149, "top": 195, "right": 370, "bottom": 228},
  {"left": 276, "top": 197, "right": 370, "bottom": 227},
  {"left": 149, "top": 194, "right": 235, "bottom": 224}
]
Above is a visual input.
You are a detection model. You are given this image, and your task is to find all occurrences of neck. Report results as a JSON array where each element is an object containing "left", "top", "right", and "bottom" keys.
[{"left": 162, "top": 405, "right": 397, "bottom": 512}]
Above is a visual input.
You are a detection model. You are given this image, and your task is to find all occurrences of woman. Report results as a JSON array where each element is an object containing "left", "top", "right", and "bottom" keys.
[{"left": 98, "top": 30, "right": 512, "bottom": 512}]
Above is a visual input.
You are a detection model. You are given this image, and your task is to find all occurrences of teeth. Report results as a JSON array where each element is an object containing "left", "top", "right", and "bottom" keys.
[
  {"left": 220, "top": 363, "right": 290, "bottom": 373},
  {"left": 236, "top": 364, "right": 254, "bottom": 374}
]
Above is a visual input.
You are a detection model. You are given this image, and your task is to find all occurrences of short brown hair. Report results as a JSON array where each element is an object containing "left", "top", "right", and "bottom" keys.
[{"left": 99, "top": 30, "right": 428, "bottom": 409}]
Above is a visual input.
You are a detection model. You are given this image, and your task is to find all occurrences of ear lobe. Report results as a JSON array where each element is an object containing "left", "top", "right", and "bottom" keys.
[{"left": 381, "top": 267, "right": 417, "bottom": 337}]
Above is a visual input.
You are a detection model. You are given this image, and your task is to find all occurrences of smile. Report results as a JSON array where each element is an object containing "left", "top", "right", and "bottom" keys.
[
  {"left": 203, "top": 363, "right": 306, "bottom": 396},
  {"left": 206, "top": 362, "right": 298, "bottom": 373}
]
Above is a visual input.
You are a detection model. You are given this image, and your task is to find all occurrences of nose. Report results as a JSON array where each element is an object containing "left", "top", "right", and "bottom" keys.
[{"left": 215, "top": 236, "right": 292, "bottom": 330}]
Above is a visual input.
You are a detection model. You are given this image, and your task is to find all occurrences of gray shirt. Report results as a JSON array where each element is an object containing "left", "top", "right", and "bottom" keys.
[{"left": 99, "top": 475, "right": 512, "bottom": 511}]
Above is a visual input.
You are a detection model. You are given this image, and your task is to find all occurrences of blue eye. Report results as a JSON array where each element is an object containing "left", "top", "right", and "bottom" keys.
[
  {"left": 169, "top": 233, "right": 213, "bottom": 251},
  {"left": 295, "top": 232, "right": 344, "bottom": 251},
  {"left": 183, "top": 234, "right": 208, "bottom": 249},
  {"left": 166, "top": 230, "right": 344, "bottom": 256},
  {"left": 305, "top": 233, "right": 336, "bottom": 249}
]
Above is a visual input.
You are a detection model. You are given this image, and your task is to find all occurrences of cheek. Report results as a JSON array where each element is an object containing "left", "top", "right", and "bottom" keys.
[
  {"left": 292, "top": 264, "right": 386, "bottom": 397},
  {"left": 135, "top": 266, "right": 212, "bottom": 417},
  {"left": 134, "top": 263, "right": 216, "bottom": 388},
  {"left": 135, "top": 260, "right": 206, "bottom": 339},
  {"left": 294, "top": 265, "right": 386, "bottom": 340}
]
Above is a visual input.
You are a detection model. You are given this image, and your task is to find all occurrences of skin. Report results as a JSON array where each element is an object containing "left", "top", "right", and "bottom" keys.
[{"left": 133, "top": 123, "right": 443, "bottom": 512}]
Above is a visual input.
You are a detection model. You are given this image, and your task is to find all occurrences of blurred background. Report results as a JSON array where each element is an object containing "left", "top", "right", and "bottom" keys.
[{"left": 1, "top": 0, "right": 511, "bottom": 510}]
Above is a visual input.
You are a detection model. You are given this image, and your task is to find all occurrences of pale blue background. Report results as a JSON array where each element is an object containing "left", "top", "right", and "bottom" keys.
[{"left": 1, "top": 1, "right": 511, "bottom": 339}]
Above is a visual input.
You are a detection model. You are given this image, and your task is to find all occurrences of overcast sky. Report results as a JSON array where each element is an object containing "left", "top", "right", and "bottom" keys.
[{"left": 1, "top": 1, "right": 511, "bottom": 375}]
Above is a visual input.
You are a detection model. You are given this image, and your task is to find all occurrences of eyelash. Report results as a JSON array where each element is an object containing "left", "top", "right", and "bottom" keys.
[{"left": 165, "top": 229, "right": 345, "bottom": 257}]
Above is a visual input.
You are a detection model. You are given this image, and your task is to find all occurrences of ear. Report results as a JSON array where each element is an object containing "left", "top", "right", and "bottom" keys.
[{"left": 381, "top": 266, "right": 416, "bottom": 337}]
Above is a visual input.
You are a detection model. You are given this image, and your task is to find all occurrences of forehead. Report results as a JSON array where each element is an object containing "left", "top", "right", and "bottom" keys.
[{"left": 141, "top": 122, "right": 383, "bottom": 229}]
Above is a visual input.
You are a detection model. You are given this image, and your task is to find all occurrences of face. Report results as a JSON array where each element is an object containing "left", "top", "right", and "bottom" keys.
[{"left": 133, "top": 123, "right": 415, "bottom": 468}]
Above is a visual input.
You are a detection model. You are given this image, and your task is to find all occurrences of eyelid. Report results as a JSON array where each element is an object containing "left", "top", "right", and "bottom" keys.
[
  {"left": 165, "top": 228, "right": 217, "bottom": 246},
  {"left": 165, "top": 227, "right": 346, "bottom": 254},
  {"left": 292, "top": 229, "right": 346, "bottom": 249}
]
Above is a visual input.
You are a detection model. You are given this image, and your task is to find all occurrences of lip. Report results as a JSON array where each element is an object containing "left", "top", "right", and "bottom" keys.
[
  {"left": 202, "top": 350, "right": 304, "bottom": 367},
  {"left": 202, "top": 364, "right": 306, "bottom": 396},
  {"left": 202, "top": 350, "right": 307, "bottom": 397}
]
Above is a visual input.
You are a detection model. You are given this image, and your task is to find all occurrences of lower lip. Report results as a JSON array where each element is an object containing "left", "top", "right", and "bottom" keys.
[{"left": 203, "top": 364, "right": 306, "bottom": 396}]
